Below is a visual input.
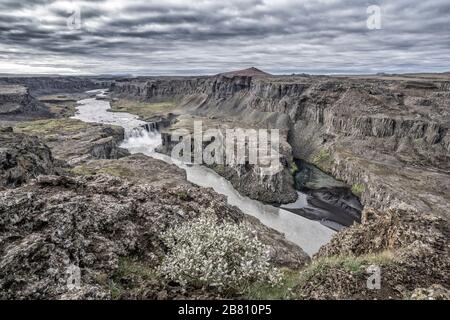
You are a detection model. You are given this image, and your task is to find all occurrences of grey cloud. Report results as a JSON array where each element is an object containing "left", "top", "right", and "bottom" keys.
[{"left": 0, "top": 0, "right": 449, "bottom": 75}]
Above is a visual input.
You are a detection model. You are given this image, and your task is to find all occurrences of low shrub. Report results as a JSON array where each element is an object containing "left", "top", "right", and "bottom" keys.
[{"left": 158, "top": 215, "right": 281, "bottom": 294}]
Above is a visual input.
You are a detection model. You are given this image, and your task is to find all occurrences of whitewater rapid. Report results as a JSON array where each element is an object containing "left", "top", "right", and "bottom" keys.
[{"left": 73, "top": 90, "right": 335, "bottom": 255}]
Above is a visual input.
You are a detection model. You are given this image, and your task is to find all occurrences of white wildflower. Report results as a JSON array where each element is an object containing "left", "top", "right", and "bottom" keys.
[{"left": 158, "top": 215, "right": 281, "bottom": 293}]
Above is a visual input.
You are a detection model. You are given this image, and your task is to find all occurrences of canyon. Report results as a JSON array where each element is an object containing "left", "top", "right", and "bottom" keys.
[
  {"left": 111, "top": 71, "right": 449, "bottom": 217},
  {"left": 0, "top": 70, "right": 449, "bottom": 300}
]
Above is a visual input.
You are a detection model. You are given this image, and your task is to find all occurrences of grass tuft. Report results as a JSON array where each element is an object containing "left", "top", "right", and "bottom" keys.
[
  {"left": 14, "top": 119, "right": 89, "bottom": 137},
  {"left": 351, "top": 183, "right": 365, "bottom": 198},
  {"left": 109, "top": 257, "right": 159, "bottom": 300},
  {"left": 246, "top": 251, "right": 395, "bottom": 300},
  {"left": 244, "top": 268, "right": 300, "bottom": 300},
  {"left": 298, "top": 251, "right": 394, "bottom": 285},
  {"left": 312, "top": 149, "right": 333, "bottom": 170},
  {"left": 290, "top": 162, "right": 299, "bottom": 175},
  {"left": 110, "top": 99, "right": 176, "bottom": 119}
]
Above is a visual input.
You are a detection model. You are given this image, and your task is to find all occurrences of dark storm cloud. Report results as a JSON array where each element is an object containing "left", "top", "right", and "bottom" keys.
[{"left": 0, "top": 0, "right": 449, "bottom": 74}]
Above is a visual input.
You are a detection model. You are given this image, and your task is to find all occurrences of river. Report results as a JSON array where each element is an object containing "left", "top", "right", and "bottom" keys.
[{"left": 73, "top": 90, "right": 335, "bottom": 255}]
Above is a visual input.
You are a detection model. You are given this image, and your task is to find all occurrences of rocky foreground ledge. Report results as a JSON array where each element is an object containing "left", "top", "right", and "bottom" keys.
[
  {"left": 0, "top": 130, "right": 307, "bottom": 299},
  {"left": 1, "top": 73, "right": 449, "bottom": 299},
  {"left": 0, "top": 173, "right": 308, "bottom": 299},
  {"left": 297, "top": 204, "right": 449, "bottom": 299},
  {"left": 0, "top": 123, "right": 448, "bottom": 299},
  {"left": 0, "top": 85, "right": 52, "bottom": 123}
]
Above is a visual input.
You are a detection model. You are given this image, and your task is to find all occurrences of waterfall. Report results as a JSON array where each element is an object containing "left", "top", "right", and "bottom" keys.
[
  {"left": 126, "top": 121, "right": 160, "bottom": 138},
  {"left": 122, "top": 122, "right": 162, "bottom": 154},
  {"left": 143, "top": 122, "right": 159, "bottom": 132},
  {"left": 73, "top": 91, "right": 335, "bottom": 255}
]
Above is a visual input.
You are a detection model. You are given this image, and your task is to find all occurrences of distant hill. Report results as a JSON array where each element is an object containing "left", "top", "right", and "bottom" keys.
[{"left": 218, "top": 67, "right": 272, "bottom": 77}]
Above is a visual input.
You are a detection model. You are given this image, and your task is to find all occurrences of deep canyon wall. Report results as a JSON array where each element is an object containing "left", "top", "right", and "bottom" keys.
[
  {"left": 0, "top": 76, "right": 110, "bottom": 96},
  {"left": 112, "top": 75, "right": 450, "bottom": 217}
]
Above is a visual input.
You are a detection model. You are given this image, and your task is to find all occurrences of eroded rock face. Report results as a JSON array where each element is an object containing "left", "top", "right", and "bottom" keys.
[
  {"left": 410, "top": 285, "right": 450, "bottom": 300},
  {"left": 71, "top": 153, "right": 189, "bottom": 188},
  {"left": 157, "top": 117, "right": 298, "bottom": 204},
  {"left": 0, "top": 130, "right": 57, "bottom": 188},
  {"left": 296, "top": 205, "right": 449, "bottom": 299},
  {"left": 0, "top": 77, "right": 104, "bottom": 96},
  {"left": 112, "top": 76, "right": 252, "bottom": 102},
  {"left": 210, "top": 162, "right": 297, "bottom": 204},
  {"left": 317, "top": 205, "right": 448, "bottom": 258},
  {"left": 110, "top": 74, "right": 449, "bottom": 299},
  {"left": 13, "top": 119, "right": 130, "bottom": 166},
  {"left": 111, "top": 74, "right": 450, "bottom": 216},
  {"left": 0, "top": 85, "right": 52, "bottom": 120},
  {"left": 0, "top": 173, "right": 309, "bottom": 299}
]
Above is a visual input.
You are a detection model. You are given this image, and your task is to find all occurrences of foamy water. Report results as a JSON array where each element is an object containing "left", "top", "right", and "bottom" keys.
[{"left": 73, "top": 90, "right": 335, "bottom": 255}]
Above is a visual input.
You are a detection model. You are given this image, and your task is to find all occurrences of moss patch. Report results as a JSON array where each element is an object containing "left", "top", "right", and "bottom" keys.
[
  {"left": 312, "top": 149, "right": 333, "bottom": 170},
  {"left": 290, "top": 162, "right": 299, "bottom": 176},
  {"left": 351, "top": 183, "right": 365, "bottom": 198},
  {"left": 244, "top": 268, "right": 299, "bottom": 300},
  {"left": 299, "top": 251, "right": 394, "bottom": 284},
  {"left": 71, "top": 164, "right": 134, "bottom": 179},
  {"left": 110, "top": 99, "right": 176, "bottom": 119},
  {"left": 70, "top": 165, "right": 96, "bottom": 176},
  {"left": 108, "top": 257, "right": 160, "bottom": 300},
  {"left": 14, "top": 118, "right": 89, "bottom": 137}
]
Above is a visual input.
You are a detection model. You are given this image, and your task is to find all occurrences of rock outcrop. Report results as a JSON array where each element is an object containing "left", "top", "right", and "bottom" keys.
[
  {"left": 157, "top": 115, "right": 298, "bottom": 204},
  {"left": 13, "top": 119, "right": 129, "bottom": 166},
  {"left": 0, "top": 128, "right": 308, "bottom": 299},
  {"left": 0, "top": 130, "right": 57, "bottom": 188},
  {"left": 0, "top": 85, "right": 52, "bottom": 120},
  {"left": 295, "top": 204, "right": 449, "bottom": 299},
  {"left": 0, "top": 77, "right": 106, "bottom": 96},
  {"left": 0, "top": 172, "right": 309, "bottom": 299}
]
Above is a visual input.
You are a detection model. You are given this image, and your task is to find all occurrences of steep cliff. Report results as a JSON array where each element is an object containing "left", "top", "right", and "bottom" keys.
[
  {"left": 0, "top": 129, "right": 57, "bottom": 188},
  {"left": 13, "top": 119, "right": 129, "bottom": 166},
  {"left": 112, "top": 75, "right": 449, "bottom": 152},
  {"left": 110, "top": 73, "right": 450, "bottom": 298},
  {"left": 0, "top": 85, "right": 52, "bottom": 120},
  {"left": 295, "top": 204, "right": 449, "bottom": 299},
  {"left": 156, "top": 114, "right": 298, "bottom": 204},
  {"left": 111, "top": 74, "right": 450, "bottom": 216},
  {"left": 0, "top": 76, "right": 107, "bottom": 96}
]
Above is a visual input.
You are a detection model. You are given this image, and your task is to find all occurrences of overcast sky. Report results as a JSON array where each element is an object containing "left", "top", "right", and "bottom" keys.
[{"left": 0, "top": 0, "right": 449, "bottom": 75}]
